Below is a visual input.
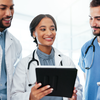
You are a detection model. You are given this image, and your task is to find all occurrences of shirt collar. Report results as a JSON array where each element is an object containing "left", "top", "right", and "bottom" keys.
[
  {"left": 36, "top": 47, "right": 54, "bottom": 60},
  {"left": 0, "top": 29, "right": 7, "bottom": 36}
]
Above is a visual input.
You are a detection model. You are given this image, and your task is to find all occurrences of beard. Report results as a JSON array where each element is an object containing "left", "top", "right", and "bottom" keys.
[
  {"left": 0, "top": 16, "right": 12, "bottom": 29},
  {"left": 91, "top": 26, "right": 100, "bottom": 36}
]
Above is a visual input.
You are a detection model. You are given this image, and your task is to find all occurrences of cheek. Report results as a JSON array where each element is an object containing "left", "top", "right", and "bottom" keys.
[
  {"left": 0, "top": 12, "right": 4, "bottom": 19},
  {"left": 97, "top": 22, "right": 100, "bottom": 27},
  {"left": 53, "top": 32, "right": 56, "bottom": 38},
  {"left": 89, "top": 20, "right": 92, "bottom": 26},
  {"left": 11, "top": 10, "right": 14, "bottom": 16}
]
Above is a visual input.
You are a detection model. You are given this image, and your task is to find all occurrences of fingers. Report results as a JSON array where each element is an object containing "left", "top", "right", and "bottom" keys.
[
  {"left": 70, "top": 87, "right": 77, "bottom": 100},
  {"left": 30, "top": 83, "right": 53, "bottom": 100},
  {"left": 33, "top": 83, "right": 42, "bottom": 90},
  {"left": 37, "top": 87, "right": 53, "bottom": 99}
]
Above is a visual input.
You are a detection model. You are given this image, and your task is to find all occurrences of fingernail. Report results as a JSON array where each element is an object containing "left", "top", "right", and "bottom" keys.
[
  {"left": 51, "top": 88, "right": 53, "bottom": 91},
  {"left": 47, "top": 85, "right": 50, "bottom": 88},
  {"left": 38, "top": 83, "right": 42, "bottom": 86},
  {"left": 50, "top": 88, "right": 53, "bottom": 92}
]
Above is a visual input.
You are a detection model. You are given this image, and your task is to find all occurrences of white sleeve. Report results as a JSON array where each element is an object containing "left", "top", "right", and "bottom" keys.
[
  {"left": 10, "top": 60, "right": 31, "bottom": 100},
  {"left": 75, "top": 76, "right": 83, "bottom": 100}
]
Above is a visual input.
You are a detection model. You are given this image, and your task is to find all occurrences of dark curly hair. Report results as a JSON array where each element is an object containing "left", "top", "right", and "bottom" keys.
[
  {"left": 90, "top": 0, "right": 100, "bottom": 7},
  {"left": 29, "top": 14, "right": 57, "bottom": 46}
]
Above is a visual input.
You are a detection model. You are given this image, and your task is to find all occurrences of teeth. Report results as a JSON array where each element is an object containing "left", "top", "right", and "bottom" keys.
[
  {"left": 4, "top": 18, "right": 11, "bottom": 21},
  {"left": 45, "top": 38, "right": 52, "bottom": 39}
]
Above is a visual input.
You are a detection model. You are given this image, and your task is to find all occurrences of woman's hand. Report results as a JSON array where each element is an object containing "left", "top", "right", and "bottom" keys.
[
  {"left": 70, "top": 87, "right": 77, "bottom": 100},
  {"left": 29, "top": 83, "right": 53, "bottom": 100}
]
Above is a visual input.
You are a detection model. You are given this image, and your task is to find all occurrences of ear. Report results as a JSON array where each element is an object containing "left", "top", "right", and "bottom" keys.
[{"left": 32, "top": 31, "right": 36, "bottom": 38}]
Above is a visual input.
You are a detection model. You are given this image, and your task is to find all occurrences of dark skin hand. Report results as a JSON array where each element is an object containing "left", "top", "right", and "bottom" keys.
[
  {"left": 30, "top": 83, "right": 77, "bottom": 100},
  {"left": 29, "top": 83, "right": 53, "bottom": 100},
  {"left": 70, "top": 87, "right": 77, "bottom": 100}
]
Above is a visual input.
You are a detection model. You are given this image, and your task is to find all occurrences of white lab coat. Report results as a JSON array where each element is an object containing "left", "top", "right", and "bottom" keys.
[
  {"left": 11, "top": 48, "right": 82, "bottom": 100},
  {"left": 0, "top": 31, "right": 22, "bottom": 100}
]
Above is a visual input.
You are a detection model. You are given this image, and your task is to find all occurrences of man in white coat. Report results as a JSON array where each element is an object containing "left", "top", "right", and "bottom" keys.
[{"left": 0, "top": 0, "right": 22, "bottom": 100}]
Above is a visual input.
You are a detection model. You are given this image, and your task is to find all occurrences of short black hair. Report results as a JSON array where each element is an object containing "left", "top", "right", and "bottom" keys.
[{"left": 90, "top": 0, "right": 100, "bottom": 7}]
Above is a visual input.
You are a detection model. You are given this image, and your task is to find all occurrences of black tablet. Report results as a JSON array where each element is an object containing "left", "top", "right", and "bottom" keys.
[{"left": 35, "top": 67, "right": 77, "bottom": 98}]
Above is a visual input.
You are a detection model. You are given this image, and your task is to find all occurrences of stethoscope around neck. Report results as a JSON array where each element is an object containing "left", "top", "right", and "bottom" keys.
[
  {"left": 27, "top": 49, "right": 63, "bottom": 86},
  {"left": 81, "top": 36, "right": 97, "bottom": 69}
]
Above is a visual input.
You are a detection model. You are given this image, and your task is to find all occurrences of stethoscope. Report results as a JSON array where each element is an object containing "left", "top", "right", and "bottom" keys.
[
  {"left": 27, "top": 49, "right": 63, "bottom": 86},
  {"left": 81, "top": 36, "right": 97, "bottom": 69}
]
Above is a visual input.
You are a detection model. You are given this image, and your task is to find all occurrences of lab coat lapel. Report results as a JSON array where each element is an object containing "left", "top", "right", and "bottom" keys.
[
  {"left": 5, "top": 31, "right": 14, "bottom": 100},
  {"left": 5, "top": 31, "right": 13, "bottom": 76},
  {"left": 54, "top": 48, "right": 62, "bottom": 66},
  {"left": 5, "top": 31, "right": 13, "bottom": 54}
]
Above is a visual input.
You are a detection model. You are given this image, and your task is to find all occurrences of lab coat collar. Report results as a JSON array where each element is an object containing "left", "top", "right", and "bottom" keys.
[
  {"left": 5, "top": 31, "right": 13, "bottom": 54},
  {"left": 54, "top": 48, "right": 62, "bottom": 66}
]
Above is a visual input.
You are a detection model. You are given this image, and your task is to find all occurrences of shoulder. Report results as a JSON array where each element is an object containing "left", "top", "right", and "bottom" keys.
[
  {"left": 6, "top": 31, "right": 22, "bottom": 53},
  {"left": 54, "top": 48, "right": 75, "bottom": 66},
  {"left": 81, "top": 38, "right": 94, "bottom": 51},
  {"left": 17, "top": 54, "right": 32, "bottom": 70},
  {"left": 7, "top": 31, "right": 21, "bottom": 46}
]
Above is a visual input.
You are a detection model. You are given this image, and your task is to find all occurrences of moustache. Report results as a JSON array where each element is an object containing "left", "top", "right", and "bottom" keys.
[
  {"left": 91, "top": 26, "right": 100, "bottom": 29},
  {"left": 2, "top": 16, "right": 12, "bottom": 20}
]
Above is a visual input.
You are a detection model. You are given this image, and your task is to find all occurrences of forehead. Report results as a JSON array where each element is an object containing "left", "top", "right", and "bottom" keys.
[
  {"left": 0, "top": 0, "right": 13, "bottom": 6},
  {"left": 90, "top": 6, "right": 100, "bottom": 17},
  {"left": 38, "top": 17, "right": 54, "bottom": 26}
]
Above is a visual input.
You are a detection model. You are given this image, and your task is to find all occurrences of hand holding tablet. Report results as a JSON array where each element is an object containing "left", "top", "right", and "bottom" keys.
[{"left": 35, "top": 67, "right": 77, "bottom": 98}]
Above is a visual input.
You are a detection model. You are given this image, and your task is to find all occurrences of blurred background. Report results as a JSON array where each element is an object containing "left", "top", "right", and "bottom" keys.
[{"left": 9, "top": 0, "right": 93, "bottom": 91}]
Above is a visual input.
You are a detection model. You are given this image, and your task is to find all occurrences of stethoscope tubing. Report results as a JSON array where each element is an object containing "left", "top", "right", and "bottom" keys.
[
  {"left": 81, "top": 36, "right": 97, "bottom": 69},
  {"left": 27, "top": 49, "right": 63, "bottom": 86}
]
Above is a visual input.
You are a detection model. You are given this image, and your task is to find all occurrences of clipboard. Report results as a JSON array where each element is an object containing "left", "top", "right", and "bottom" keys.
[{"left": 35, "top": 67, "right": 77, "bottom": 98}]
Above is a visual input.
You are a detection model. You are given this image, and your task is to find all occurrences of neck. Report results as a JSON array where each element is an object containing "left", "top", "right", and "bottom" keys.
[
  {"left": 0, "top": 28, "right": 5, "bottom": 32},
  {"left": 38, "top": 45, "right": 52, "bottom": 55},
  {"left": 97, "top": 36, "right": 100, "bottom": 43}
]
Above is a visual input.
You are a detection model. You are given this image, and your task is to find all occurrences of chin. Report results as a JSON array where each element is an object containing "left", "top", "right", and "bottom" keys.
[{"left": 93, "top": 33, "right": 100, "bottom": 36}]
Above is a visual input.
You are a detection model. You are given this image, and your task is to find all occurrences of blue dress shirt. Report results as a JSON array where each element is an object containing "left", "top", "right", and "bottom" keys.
[{"left": 0, "top": 30, "right": 7, "bottom": 100}]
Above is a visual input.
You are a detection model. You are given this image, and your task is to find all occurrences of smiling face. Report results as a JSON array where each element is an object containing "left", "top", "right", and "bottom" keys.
[
  {"left": 89, "top": 6, "right": 100, "bottom": 36},
  {"left": 0, "top": 0, "right": 14, "bottom": 32},
  {"left": 33, "top": 17, "right": 56, "bottom": 51}
]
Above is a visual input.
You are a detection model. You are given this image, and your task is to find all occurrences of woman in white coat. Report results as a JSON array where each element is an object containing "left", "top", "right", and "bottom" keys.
[{"left": 11, "top": 14, "right": 83, "bottom": 100}]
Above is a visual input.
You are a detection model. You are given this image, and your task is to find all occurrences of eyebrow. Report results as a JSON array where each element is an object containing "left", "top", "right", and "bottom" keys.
[
  {"left": 89, "top": 15, "right": 100, "bottom": 18},
  {"left": 0, "top": 4, "right": 14, "bottom": 7}
]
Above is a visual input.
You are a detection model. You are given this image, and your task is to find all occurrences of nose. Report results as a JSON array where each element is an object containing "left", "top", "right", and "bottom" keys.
[
  {"left": 90, "top": 18, "right": 97, "bottom": 26},
  {"left": 47, "top": 30, "right": 52, "bottom": 35},
  {"left": 5, "top": 8, "right": 12, "bottom": 16}
]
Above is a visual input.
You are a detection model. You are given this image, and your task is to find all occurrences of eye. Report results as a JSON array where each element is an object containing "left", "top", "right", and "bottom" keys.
[
  {"left": 89, "top": 17, "right": 93, "bottom": 20},
  {"left": 97, "top": 19, "right": 100, "bottom": 21},
  {"left": 0, "top": 7, "right": 6, "bottom": 10},
  {"left": 10, "top": 6, "right": 14, "bottom": 10},
  {"left": 50, "top": 28, "right": 55, "bottom": 31},
  {"left": 40, "top": 28, "right": 46, "bottom": 31}
]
